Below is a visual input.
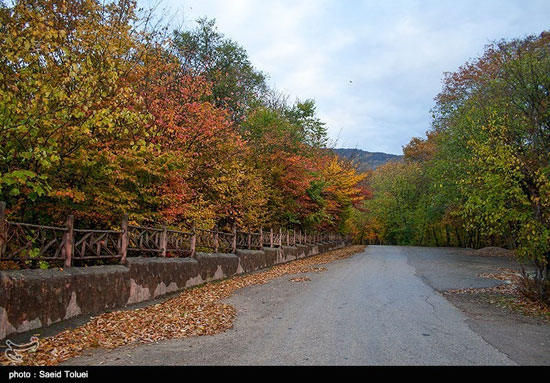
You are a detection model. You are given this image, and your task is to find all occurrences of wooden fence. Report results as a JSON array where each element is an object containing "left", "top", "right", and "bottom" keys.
[{"left": 0, "top": 202, "right": 345, "bottom": 268}]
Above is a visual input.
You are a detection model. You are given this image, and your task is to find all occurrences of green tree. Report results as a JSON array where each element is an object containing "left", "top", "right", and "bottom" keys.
[
  {"left": 286, "top": 99, "right": 328, "bottom": 148},
  {"left": 432, "top": 32, "right": 550, "bottom": 298},
  {"left": 172, "top": 18, "right": 268, "bottom": 122}
]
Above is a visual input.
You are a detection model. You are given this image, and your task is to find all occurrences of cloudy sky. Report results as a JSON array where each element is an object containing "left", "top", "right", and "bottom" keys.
[{"left": 141, "top": 0, "right": 550, "bottom": 154}]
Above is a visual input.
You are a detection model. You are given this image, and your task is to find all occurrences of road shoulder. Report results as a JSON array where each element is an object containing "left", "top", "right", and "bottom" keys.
[
  {"left": 446, "top": 293, "right": 550, "bottom": 366},
  {"left": 403, "top": 246, "right": 550, "bottom": 366}
]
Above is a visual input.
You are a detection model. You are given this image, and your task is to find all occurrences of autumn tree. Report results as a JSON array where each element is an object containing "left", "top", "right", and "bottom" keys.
[
  {"left": 0, "top": 0, "right": 152, "bottom": 224},
  {"left": 0, "top": 0, "right": 365, "bottom": 244},
  {"left": 433, "top": 33, "right": 550, "bottom": 294},
  {"left": 364, "top": 33, "right": 550, "bottom": 299},
  {"left": 361, "top": 32, "right": 550, "bottom": 301}
]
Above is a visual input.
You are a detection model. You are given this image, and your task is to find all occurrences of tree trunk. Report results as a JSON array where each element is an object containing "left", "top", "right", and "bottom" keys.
[
  {"left": 454, "top": 227, "right": 464, "bottom": 248},
  {"left": 432, "top": 228, "right": 439, "bottom": 247}
]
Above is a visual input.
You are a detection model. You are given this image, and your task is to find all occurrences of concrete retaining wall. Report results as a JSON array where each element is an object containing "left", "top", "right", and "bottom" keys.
[{"left": 0, "top": 241, "right": 348, "bottom": 339}]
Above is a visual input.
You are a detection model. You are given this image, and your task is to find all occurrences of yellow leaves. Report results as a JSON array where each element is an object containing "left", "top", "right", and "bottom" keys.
[
  {"left": 320, "top": 157, "right": 366, "bottom": 194},
  {"left": 50, "top": 188, "right": 86, "bottom": 203},
  {"left": 0, "top": 0, "right": 359, "bottom": 234}
]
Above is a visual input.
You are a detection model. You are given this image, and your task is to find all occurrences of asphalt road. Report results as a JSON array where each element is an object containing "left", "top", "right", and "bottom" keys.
[{"left": 62, "top": 245, "right": 549, "bottom": 366}]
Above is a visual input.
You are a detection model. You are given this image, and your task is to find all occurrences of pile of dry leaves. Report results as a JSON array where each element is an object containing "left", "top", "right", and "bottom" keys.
[
  {"left": 2, "top": 245, "right": 365, "bottom": 366},
  {"left": 444, "top": 267, "right": 550, "bottom": 320}
]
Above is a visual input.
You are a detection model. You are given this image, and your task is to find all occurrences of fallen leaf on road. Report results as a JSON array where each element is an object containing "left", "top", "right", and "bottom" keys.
[
  {"left": 289, "top": 277, "right": 311, "bottom": 283},
  {"left": 309, "top": 267, "right": 327, "bottom": 273}
]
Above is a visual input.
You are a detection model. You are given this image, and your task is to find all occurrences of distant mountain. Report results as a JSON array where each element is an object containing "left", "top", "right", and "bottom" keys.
[{"left": 333, "top": 148, "right": 403, "bottom": 171}]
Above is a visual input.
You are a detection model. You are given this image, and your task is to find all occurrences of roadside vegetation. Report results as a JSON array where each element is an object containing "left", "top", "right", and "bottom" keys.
[
  {"left": 351, "top": 32, "right": 550, "bottom": 305},
  {"left": 0, "top": 1, "right": 367, "bottom": 233},
  {"left": 444, "top": 267, "right": 550, "bottom": 322}
]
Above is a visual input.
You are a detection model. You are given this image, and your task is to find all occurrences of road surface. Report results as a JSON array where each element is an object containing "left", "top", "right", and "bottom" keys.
[{"left": 63, "top": 246, "right": 549, "bottom": 366}]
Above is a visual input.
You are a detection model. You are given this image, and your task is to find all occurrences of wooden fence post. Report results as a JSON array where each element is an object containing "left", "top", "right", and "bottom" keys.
[
  {"left": 270, "top": 228, "right": 273, "bottom": 248},
  {"left": 214, "top": 226, "right": 219, "bottom": 253},
  {"left": 247, "top": 225, "right": 252, "bottom": 249},
  {"left": 160, "top": 223, "right": 167, "bottom": 257},
  {"left": 260, "top": 227, "right": 264, "bottom": 249},
  {"left": 64, "top": 215, "right": 74, "bottom": 268},
  {"left": 279, "top": 228, "right": 282, "bottom": 247},
  {"left": 120, "top": 214, "right": 128, "bottom": 264},
  {"left": 286, "top": 230, "right": 290, "bottom": 246},
  {"left": 232, "top": 223, "right": 237, "bottom": 253},
  {"left": 293, "top": 229, "right": 296, "bottom": 247},
  {"left": 190, "top": 222, "right": 196, "bottom": 258},
  {"left": 0, "top": 202, "right": 5, "bottom": 259}
]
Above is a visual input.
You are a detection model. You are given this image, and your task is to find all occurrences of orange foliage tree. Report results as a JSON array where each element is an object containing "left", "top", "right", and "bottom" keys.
[{"left": 0, "top": 0, "right": 367, "bottom": 237}]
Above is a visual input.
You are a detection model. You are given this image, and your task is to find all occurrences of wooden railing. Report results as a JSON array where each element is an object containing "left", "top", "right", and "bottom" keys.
[{"left": 0, "top": 202, "right": 346, "bottom": 268}]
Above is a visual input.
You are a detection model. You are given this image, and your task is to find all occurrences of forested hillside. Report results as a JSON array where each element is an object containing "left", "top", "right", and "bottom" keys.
[
  {"left": 333, "top": 148, "right": 402, "bottom": 171},
  {"left": 0, "top": 0, "right": 367, "bottom": 233}
]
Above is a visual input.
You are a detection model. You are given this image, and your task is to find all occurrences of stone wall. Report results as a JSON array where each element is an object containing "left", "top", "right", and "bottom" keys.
[{"left": 0, "top": 241, "right": 347, "bottom": 340}]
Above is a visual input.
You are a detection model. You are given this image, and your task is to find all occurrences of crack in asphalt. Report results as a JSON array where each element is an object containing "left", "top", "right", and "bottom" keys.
[{"left": 424, "top": 294, "right": 444, "bottom": 324}]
